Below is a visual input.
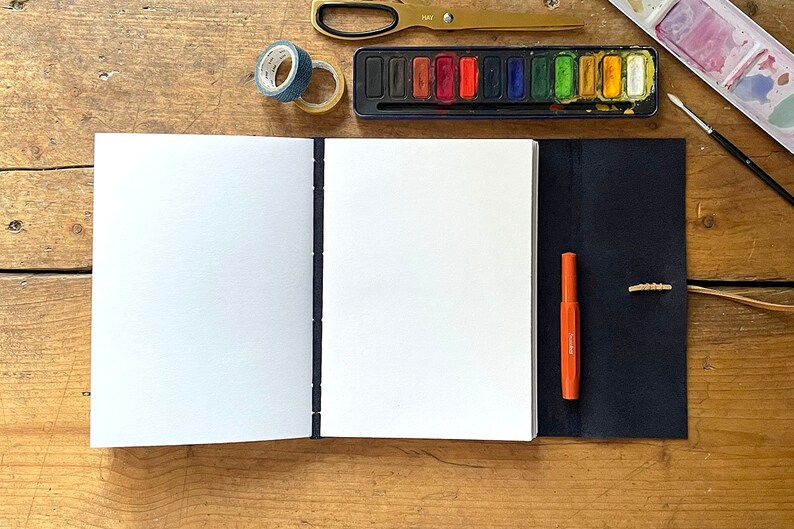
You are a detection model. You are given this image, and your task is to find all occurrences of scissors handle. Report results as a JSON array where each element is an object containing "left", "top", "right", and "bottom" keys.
[
  {"left": 310, "top": 0, "right": 583, "bottom": 40},
  {"left": 312, "top": 1, "right": 402, "bottom": 40}
]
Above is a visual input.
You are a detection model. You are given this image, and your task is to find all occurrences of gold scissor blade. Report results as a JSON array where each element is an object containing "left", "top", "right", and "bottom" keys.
[{"left": 431, "top": 8, "right": 584, "bottom": 31}]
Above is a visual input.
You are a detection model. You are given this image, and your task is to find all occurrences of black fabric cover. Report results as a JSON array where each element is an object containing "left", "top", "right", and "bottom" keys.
[{"left": 535, "top": 139, "right": 688, "bottom": 439}]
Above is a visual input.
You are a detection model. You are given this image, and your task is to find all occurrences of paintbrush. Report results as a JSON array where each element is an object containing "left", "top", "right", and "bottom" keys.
[{"left": 667, "top": 93, "right": 794, "bottom": 208}]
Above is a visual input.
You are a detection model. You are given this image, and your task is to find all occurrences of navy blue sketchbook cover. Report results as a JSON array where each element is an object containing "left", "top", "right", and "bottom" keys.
[{"left": 535, "top": 139, "right": 687, "bottom": 438}]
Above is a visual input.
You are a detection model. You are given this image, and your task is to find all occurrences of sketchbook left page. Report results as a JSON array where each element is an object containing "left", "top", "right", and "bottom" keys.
[{"left": 91, "top": 133, "right": 315, "bottom": 447}]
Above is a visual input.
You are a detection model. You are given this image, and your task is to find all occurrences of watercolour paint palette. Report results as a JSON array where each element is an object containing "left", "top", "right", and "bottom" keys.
[
  {"left": 353, "top": 46, "right": 659, "bottom": 118},
  {"left": 608, "top": 0, "right": 794, "bottom": 154}
]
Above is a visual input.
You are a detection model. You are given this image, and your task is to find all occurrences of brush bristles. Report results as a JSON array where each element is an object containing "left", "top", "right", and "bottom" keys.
[
  {"left": 667, "top": 93, "right": 684, "bottom": 108},
  {"left": 666, "top": 92, "right": 711, "bottom": 133}
]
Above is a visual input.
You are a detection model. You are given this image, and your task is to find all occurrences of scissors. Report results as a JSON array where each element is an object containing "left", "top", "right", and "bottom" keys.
[{"left": 311, "top": 0, "right": 585, "bottom": 40}]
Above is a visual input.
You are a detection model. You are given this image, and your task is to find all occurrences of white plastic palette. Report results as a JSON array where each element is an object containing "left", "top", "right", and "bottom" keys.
[{"left": 609, "top": 0, "right": 794, "bottom": 154}]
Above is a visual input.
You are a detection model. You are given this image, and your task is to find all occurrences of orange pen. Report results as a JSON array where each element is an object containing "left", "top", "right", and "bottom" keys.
[{"left": 561, "top": 252, "right": 580, "bottom": 400}]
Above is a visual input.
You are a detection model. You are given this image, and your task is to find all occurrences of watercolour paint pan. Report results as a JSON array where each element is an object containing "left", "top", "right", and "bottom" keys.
[
  {"left": 353, "top": 46, "right": 659, "bottom": 119},
  {"left": 608, "top": 0, "right": 794, "bottom": 154}
]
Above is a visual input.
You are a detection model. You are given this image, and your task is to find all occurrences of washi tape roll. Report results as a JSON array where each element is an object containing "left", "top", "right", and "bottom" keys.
[
  {"left": 255, "top": 41, "right": 345, "bottom": 114},
  {"left": 294, "top": 59, "right": 346, "bottom": 115},
  {"left": 255, "top": 40, "right": 313, "bottom": 103}
]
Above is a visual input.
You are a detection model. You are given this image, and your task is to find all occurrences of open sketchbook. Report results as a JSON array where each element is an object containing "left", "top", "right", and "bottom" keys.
[{"left": 90, "top": 134, "right": 687, "bottom": 448}]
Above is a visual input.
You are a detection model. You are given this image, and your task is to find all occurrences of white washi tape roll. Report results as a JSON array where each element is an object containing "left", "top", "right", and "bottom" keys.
[{"left": 255, "top": 41, "right": 345, "bottom": 115}]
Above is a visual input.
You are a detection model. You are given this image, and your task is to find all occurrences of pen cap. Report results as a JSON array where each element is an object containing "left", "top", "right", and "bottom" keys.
[{"left": 562, "top": 252, "right": 577, "bottom": 302}]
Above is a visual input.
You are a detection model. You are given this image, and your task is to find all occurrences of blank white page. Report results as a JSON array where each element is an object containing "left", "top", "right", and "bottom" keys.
[
  {"left": 91, "top": 133, "right": 314, "bottom": 447},
  {"left": 322, "top": 139, "right": 537, "bottom": 441}
]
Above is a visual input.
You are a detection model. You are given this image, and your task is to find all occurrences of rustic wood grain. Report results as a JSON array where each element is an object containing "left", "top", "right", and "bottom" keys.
[
  {"left": 0, "top": 274, "right": 792, "bottom": 528},
  {"left": 1, "top": 0, "right": 792, "bottom": 278},
  {"left": 0, "top": 169, "right": 93, "bottom": 270},
  {"left": 0, "top": 0, "right": 792, "bottom": 168},
  {"left": 4, "top": 156, "right": 794, "bottom": 279},
  {"left": 1, "top": 0, "right": 793, "bottom": 527}
]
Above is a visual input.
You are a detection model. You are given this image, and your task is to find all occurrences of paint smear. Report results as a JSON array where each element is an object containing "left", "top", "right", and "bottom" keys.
[
  {"left": 734, "top": 74, "right": 774, "bottom": 104},
  {"left": 412, "top": 57, "right": 430, "bottom": 99},
  {"left": 435, "top": 55, "right": 455, "bottom": 102},
  {"left": 769, "top": 94, "right": 794, "bottom": 128},
  {"left": 602, "top": 56, "right": 623, "bottom": 99},
  {"left": 579, "top": 56, "right": 596, "bottom": 97},
  {"left": 656, "top": 0, "right": 741, "bottom": 78},
  {"left": 459, "top": 57, "right": 478, "bottom": 100},
  {"left": 482, "top": 57, "right": 501, "bottom": 99},
  {"left": 627, "top": 0, "right": 644, "bottom": 13},
  {"left": 555, "top": 54, "right": 575, "bottom": 99},
  {"left": 626, "top": 0, "right": 672, "bottom": 22},
  {"left": 507, "top": 57, "right": 526, "bottom": 100},
  {"left": 531, "top": 56, "right": 550, "bottom": 101},
  {"left": 627, "top": 54, "right": 647, "bottom": 97},
  {"left": 779, "top": 73, "right": 790, "bottom": 86},
  {"left": 759, "top": 55, "right": 776, "bottom": 71}
]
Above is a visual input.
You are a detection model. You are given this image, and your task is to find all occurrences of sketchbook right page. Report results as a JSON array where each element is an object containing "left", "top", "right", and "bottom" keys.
[{"left": 321, "top": 138, "right": 537, "bottom": 441}]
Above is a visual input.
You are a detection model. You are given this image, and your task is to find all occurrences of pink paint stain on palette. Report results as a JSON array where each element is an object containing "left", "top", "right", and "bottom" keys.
[{"left": 611, "top": 0, "right": 794, "bottom": 154}]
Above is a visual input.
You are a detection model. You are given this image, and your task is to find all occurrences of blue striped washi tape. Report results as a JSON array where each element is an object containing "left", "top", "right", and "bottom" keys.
[{"left": 255, "top": 40, "right": 313, "bottom": 103}]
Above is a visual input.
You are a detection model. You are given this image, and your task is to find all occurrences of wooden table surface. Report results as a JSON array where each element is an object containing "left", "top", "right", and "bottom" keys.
[{"left": 1, "top": 0, "right": 793, "bottom": 527}]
